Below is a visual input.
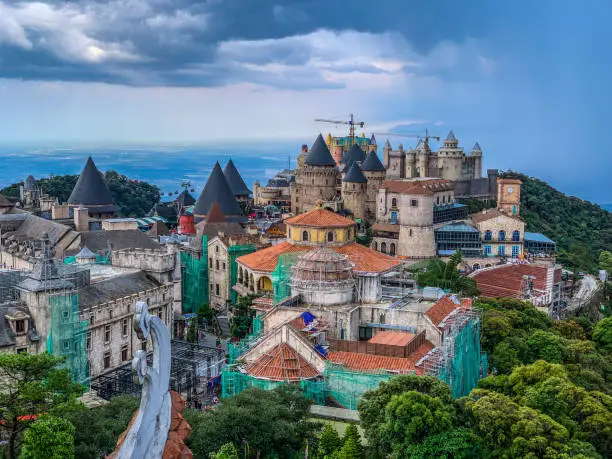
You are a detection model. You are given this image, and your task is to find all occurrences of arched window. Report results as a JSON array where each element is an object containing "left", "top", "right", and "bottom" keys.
[
  {"left": 498, "top": 230, "right": 506, "bottom": 242},
  {"left": 390, "top": 243, "right": 396, "bottom": 256},
  {"left": 215, "top": 246, "right": 219, "bottom": 253},
  {"left": 249, "top": 274, "right": 255, "bottom": 291},
  {"left": 379, "top": 313, "right": 386, "bottom": 324},
  {"left": 512, "top": 230, "right": 520, "bottom": 242},
  {"left": 327, "top": 231, "right": 334, "bottom": 242},
  {"left": 209, "top": 258, "right": 213, "bottom": 268},
  {"left": 288, "top": 228, "right": 292, "bottom": 239},
  {"left": 302, "top": 230, "right": 309, "bottom": 242},
  {"left": 373, "top": 241, "right": 378, "bottom": 250},
  {"left": 484, "top": 230, "right": 492, "bottom": 241},
  {"left": 381, "top": 242, "right": 387, "bottom": 254},
  {"left": 215, "top": 260, "right": 219, "bottom": 270},
  {"left": 391, "top": 198, "right": 397, "bottom": 208}
]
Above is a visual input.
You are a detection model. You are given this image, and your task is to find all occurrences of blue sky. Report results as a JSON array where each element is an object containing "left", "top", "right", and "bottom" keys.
[{"left": 0, "top": 0, "right": 611, "bottom": 202}]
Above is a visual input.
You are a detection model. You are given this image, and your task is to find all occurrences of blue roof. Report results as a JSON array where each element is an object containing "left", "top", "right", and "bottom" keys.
[
  {"left": 438, "top": 250, "right": 458, "bottom": 256},
  {"left": 437, "top": 222, "right": 479, "bottom": 233},
  {"left": 434, "top": 203, "right": 467, "bottom": 211},
  {"left": 524, "top": 232, "right": 555, "bottom": 244}
]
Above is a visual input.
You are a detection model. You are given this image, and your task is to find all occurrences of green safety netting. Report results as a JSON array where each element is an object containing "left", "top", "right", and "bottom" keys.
[
  {"left": 228, "top": 244, "right": 256, "bottom": 304},
  {"left": 228, "top": 313, "right": 264, "bottom": 364},
  {"left": 271, "top": 253, "right": 299, "bottom": 304},
  {"left": 181, "top": 235, "right": 208, "bottom": 314},
  {"left": 323, "top": 363, "right": 394, "bottom": 410},
  {"left": 63, "top": 253, "right": 110, "bottom": 265},
  {"left": 437, "top": 318, "right": 483, "bottom": 398},
  {"left": 47, "top": 293, "right": 90, "bottom": 388}
]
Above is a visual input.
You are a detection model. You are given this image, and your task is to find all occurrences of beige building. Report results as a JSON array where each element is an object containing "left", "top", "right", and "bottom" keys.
[
  {"left": 472, "top": 209, "right": 525, "bottom": 258},
  {"left": 372, "top": 179, "right": 455, "bottom": 259}
]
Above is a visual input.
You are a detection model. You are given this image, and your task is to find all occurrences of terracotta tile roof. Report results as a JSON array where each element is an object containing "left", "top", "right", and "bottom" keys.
[
  {"left": 285, "top": 208, "right": 355, "bottom": 228},
  {"left": 380, "top": 179, "right": 453, "bottom": 195},
  {"left": 334, "top": 242, "right": 401, "bottom": 274},
  {"left": 369, "top": 331, "right": 414, "bottom": 346},
  {"left": 245, "top": 343, "right": 321, "bottom": 381},
  {"left": 237, "top": 241, "right": 401, "bottom": 274},
  {"left": 327, "top": 341, "right": 433, "bottom": 374},
  {"left": 372, "top": 223, "right": 400, "bottom": 233},
  {"left": 471, "top": 263, "right": 556, "bottom": 299},
  {"left": 471, "top": 208, "right": 523, "bottom": 224},
  {"left": 425, "top": 295, "right": 462, "bottom": 326}
]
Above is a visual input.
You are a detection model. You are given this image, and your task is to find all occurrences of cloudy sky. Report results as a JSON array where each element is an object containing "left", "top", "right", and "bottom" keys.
[{"left": 0, "top": 0, "right": 610, "bottom": 201}]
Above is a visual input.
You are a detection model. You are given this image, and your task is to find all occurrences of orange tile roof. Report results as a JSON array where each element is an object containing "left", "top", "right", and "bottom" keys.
[
  {"left": 425, "top": 295, "right": 461, "bottom": 326},
  {"left": 471, "top": 263, "right": 555, "bottom": 299},
  {"left": 245, "top": 343, "right": 321, "bottom": 381},
  {"left": 237, "top": 241, "right": 401, "bottom": 274},
  {"left": 381, "top": 179, "right": 453, "bottom": 195},
  {"left": 471, "top": 208, "right": 523, "bottom": 224},
  {"left": 285, "top": 208, "right": 355, "bottom": 228},
  {"left": 327, "top": 341, "right": 433, "bottom": 374},
  {"left": 369, "top": 331, "right": 414, "bottom": 346}
]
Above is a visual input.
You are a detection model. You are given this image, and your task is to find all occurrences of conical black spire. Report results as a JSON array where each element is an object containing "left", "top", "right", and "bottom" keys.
[
  {"left": 24, "top": 175, "right": 37, "bottom": 191},
  {"left": 223, "top": 159, "right": 251, "bottom": 196},
  {"left": 361, "top": 150, "right": 385, "bottom": 172},
  {"left": 194, "top": 162, "right": 243, "bottom": 218},
  {"left": 67, "top": 156, "right": 115, "bottom": 206},
  {"left": 342, "top": 143, "right": 365, "bottom": 165},
  {"left": 343, "top": 162, "right": 367, "bottom": 183},
  {"left": 305, "top": 134, "right": 336, "bottom": 166}
]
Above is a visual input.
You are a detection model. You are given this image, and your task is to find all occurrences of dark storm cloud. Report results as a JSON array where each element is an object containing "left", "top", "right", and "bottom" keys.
[{"left": 0, "top": 0, "right": 496, "bottom": 87}]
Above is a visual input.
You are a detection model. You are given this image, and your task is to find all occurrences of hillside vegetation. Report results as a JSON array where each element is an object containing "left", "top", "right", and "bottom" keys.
[
  {"left": 501, "top": 172, "right": 612, "bottom": 271},
  {"left": 0, "top": 172, "right": 160, "bottom": 218}
]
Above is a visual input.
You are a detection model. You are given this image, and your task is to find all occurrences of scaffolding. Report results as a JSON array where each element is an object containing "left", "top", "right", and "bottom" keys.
[
  {"left": 228, "top": 313, "right": 265, "bottom": 363},
  {"left": 418, "top": 308, "right": 484, "bottom": 398},
  {"left": 91, "top": 340, "right": 225, "bottom": 401},
  {"left": 181, "top": 235, "right": 209, "bottom": 314},
  {"left": 271, "top": 253, "right": 299, "bottom": 305},
  {"left": 228, "top": 244, "right": 256, "bottom": 304},
  {"left": 47, "top": 293, "right": 90, "bottom": 388}
]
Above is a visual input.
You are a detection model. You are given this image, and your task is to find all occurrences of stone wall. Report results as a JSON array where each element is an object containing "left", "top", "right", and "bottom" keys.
[
  {"left": 292, "top": 166, "right": 339, "bottom": 214},
  {"left": 208, "top": 239, "right": 230, "bottom": 310}
]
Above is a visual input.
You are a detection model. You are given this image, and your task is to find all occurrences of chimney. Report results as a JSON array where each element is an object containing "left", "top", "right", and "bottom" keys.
[{"left": 74, "top": 206, "right": 90, "bottom": 232}]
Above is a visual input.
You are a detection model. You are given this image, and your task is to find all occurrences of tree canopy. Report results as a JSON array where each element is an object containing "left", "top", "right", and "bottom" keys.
[{"left": 414, "top": 251, "right": 480, "bottom": 296}]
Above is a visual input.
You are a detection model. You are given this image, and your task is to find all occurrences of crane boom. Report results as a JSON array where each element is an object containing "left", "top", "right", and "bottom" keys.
[{"left": 314, "top": 113, "right": 365, "bottom": 147}]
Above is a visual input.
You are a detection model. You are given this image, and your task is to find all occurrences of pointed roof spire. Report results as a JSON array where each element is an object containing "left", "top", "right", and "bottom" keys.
[
  {"left": 223, "top": 159, "right": 251, "bottom": 196},
  {"left": 24, "top": 175, "right": 37, "bottom": 191},
  {"left": 343, "top": 162, "right": 367, "bottom": 183},
  {"left": 205, "top": 201, "right": 226, "bottom": 223},
  {"left": 361, "top": 150, "right": 385, "bottom": 172},
  {"left": 341, "top": 160, "right": 354, "bottom": 174},
  {"left": 370, "top": 134, "right": 377, "bottom": 145},
  {"left": 384, "top": 139, "right": 392, "bottom": 149},
  {"left": 446, "top": 130, "right": 456, "bottom": 141},
  {"left": 343, "top": 143, "right": 365, "bottom": 165},
  {"left": 194, "top": 162, "right": 243, "bottom": 218},
  {"left": 305, "top": 134, "right": 336, "bottom": 166},
  {"left": 326, "top": 132, "right": 332, "bottom": 145},
  {"left": 67, "top": 156, "right": 115, "bottom": 206},
  {"left": 472, "top": 142, "right": 482, "bottom": 151}
]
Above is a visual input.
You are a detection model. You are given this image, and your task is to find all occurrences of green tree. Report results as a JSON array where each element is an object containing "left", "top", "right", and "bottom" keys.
[
  {"left": 333, "top": 436, "right": 362, "bottom": 459},
  {"left": 185, "top": 386, "right": 320, "bottom": 458},
  {"left": 230, "top": 295, "right": 255, "bottom": 339},
  {"left": 381, "top": 391, "right": 454, "bottom": 456},
  {"left": 317, "top": 424, "right": 342, "bottom": 459},
  {"left": 0, "top": 353, "right": 84, "bottom": 459},
  {"left": 63, "top": 395, "right": 139, "bottom": 459},
  {"left": 403, "top": 428, "right": 477, "bottom": 459},
  {"left": 20, "top": 415, "right": 75, "bottom": 459},
  {"left": 186, "top": 317, "right": 198, "bottom": 343},
  {"left": 340, "top": 424, "right": 363, "bottom": 459},
  {"left": 415, "top": 251, "right": 480, "bottom": 296},
  {"left": 209, "top": 442, "right": 239, "bottom": 459},
  {"left": 593, "top": 317, "right": 612, "bottom": 352}
]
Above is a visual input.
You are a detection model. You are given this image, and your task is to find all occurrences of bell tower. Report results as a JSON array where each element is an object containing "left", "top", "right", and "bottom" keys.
[{"left": 497, "top": 178, "right": 522, "bottom": 216}]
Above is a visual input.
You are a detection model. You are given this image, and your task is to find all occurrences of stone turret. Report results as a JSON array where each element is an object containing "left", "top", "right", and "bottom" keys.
[
  {"left": 361, "top": 151, "right": 386, "bottom": 221},
  {"left": 470, "top": 142, "right": 483, "bottom": 178},
  {"left": 193, "top": 162, "right": 245, "bottom": 223},
  {"left": 368, "top": 134, "right": 377, "bottom": 152},
  {"left": 67, "top": 156, "right": 118, "bottom": 219},
  {"left": 292, "top": 134, "right": 340, "bottom": 214},
  {"left": 341, "top": 162, "right": 367, "bottom": 220}
]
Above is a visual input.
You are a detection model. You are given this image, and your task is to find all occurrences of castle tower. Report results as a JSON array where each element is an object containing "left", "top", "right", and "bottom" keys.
[
  {"left": 292, "top": 134, "right": 340, "bottom": 214},
  {"left": 342, "top": 143, "right": 366, "bottom": 167},
  {"left": 223, "top": 159, "right": 252, "bottom": 205},
  {"left": 497, "top": 178, "right": 522, "bottom": 216},
  {"left": 21, "top": 175, "right": 40, "bottom": 209},
  {"left": 415, "top": 139, "right": 431, "bottom": 178},
  {"left": 369, "top": 134, "right": 377, "bottom": 152},
  {"left": 193, "top": 162, "right": 245, "bottom": 223},
  {"left": 361, "top": 150, "right": 386, "bottom": 220},
  {"left": 341, "top": 162, "right": 367, "bottom": 220},
  {"left": 470, "top": 142, "right": 483, "bottom": 178},
  {"left": 297, "top": 144, "right": 309, "bottom": 168},
  {"left": 382, "top": 139, "right": 392, "bottom": 168},
  {"left": 435, "top": 130, "right": 466, "bottom": 181},
  {"left": 67, "top": 156, "right": 118, "bottom": 219}
]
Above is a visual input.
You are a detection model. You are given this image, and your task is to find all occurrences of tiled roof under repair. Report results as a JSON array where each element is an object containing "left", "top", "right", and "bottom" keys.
[
  {"left": 223, "top": 159, "right": 251, "bottom": 196},
  {"left": 285, "top": 208, "right": 355, "bottom": 228},
  {"left": 361, "top": 150, "right": 385, "bottom": 172},
  {"left": 237, "top": 240, "right": 401, "bottom": 274},
  {"left": 343, "top": 162, "right": 367, "bottom": 183},
  {"left": 245, "top": 343, "right": 320, "bottom": 381},
  {"left": 193, "top": 162, "right": 244, "bottom": 219},
  {"left": 471, "top": 208, "right": 522, "bottom": 224},
  {"left": 67, "top": 156, "right": 116, "bottom": 207},
  {"left": 369, "top": 331, "right": 414, "bottom": 346},
  {"left": 327, "top": 341, "right": 434, "bottom": 374},
  {"left": 425, "top": 294, "right": 462, "bottom": 326},
  {"left": 381, "top": 179, "right": 454, "bottom": 195},
  {"left": 305, "top": 134, "right": 336, "bottom": 167},
  {"left": 470, "top": 263, "right": 553, "bottom": 299}
]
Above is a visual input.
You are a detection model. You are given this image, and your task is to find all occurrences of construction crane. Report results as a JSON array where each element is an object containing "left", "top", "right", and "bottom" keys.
[
  {"left": 314, "top": 114, "right": 365, "bottom": 147},
  {"left": 373, "top": 128, "right": 440, "bottom": 149}
]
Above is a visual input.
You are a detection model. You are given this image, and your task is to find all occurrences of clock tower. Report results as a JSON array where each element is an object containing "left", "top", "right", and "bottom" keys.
[{"left": 497, "top": 178, "right": 522, "bottom": 216}]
